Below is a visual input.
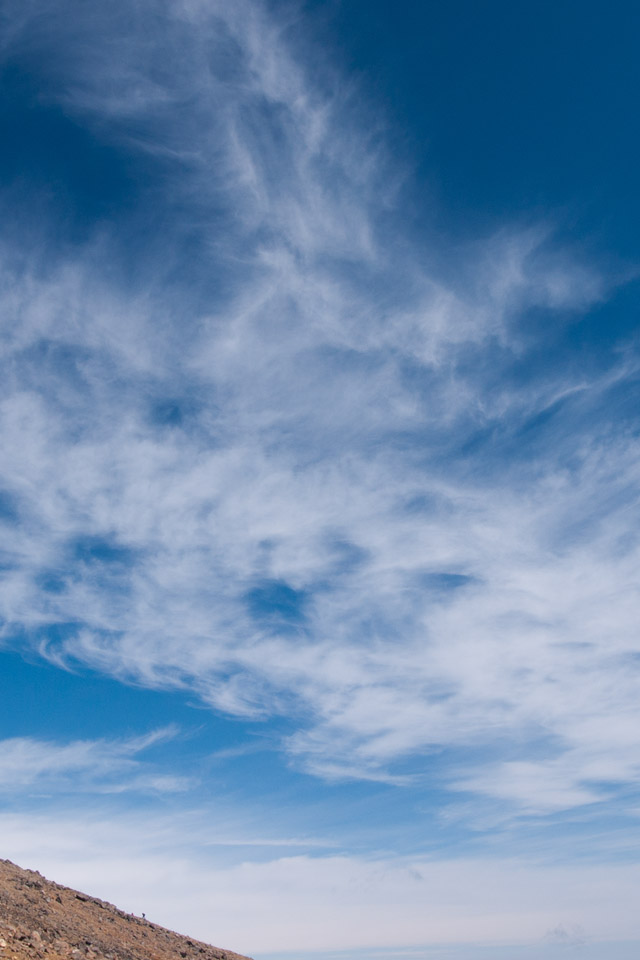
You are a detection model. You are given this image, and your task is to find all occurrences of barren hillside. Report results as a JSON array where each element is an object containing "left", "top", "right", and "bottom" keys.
[{"left": 0, "top": 859, "right": 251, "bottom": 960}]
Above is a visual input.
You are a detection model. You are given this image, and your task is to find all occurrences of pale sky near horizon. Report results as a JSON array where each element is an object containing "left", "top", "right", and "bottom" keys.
[{"left": 1, "top": 1, "right": 640, "bottom": 958}]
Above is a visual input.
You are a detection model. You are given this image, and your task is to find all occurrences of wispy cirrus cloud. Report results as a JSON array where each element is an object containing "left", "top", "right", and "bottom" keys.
[
  {"left": 0, "top": 0, "right": 639, "bottom": 829},
  {"left": 0, "top": 728, "right": 190, "bottom": 795}
]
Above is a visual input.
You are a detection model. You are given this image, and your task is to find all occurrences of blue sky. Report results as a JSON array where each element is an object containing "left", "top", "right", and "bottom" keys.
[{"left": 1, "top": 0, "right": 640, "bottom": 956}]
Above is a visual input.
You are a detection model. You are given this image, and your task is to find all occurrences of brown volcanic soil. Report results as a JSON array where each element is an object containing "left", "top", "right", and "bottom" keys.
[{"left": 0, "top": 859, "right": 251, "bottom": 960}]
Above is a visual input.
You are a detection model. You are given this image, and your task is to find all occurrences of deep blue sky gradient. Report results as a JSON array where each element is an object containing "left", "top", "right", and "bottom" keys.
[{"left": 304, "top": 0, "right": 640, "bottom": 252}]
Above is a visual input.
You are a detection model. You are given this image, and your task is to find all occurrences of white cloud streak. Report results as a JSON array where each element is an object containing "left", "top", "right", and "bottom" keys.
[{"left": 0, "top": 729, "right": 189, "bottom": 794}]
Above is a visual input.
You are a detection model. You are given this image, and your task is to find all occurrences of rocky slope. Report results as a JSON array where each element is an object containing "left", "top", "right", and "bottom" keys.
[{"left": 0, "top": 859, "right": 251, "bottom": 960}]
